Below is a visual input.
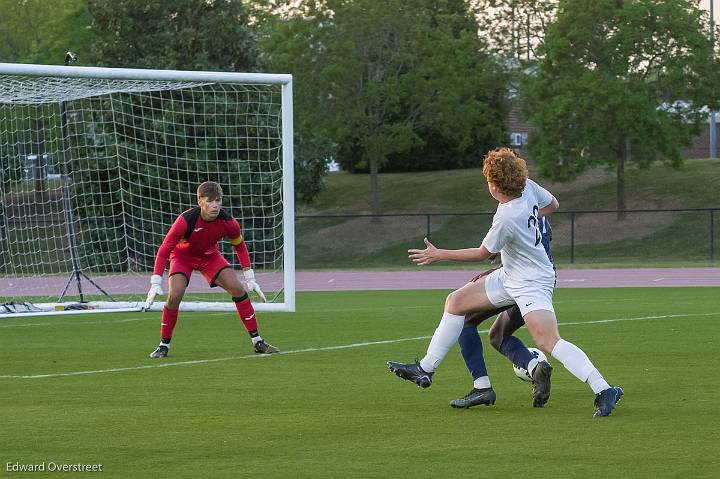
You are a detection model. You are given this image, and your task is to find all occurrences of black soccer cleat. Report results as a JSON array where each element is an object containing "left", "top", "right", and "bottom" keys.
[
  {"left": 387, "top": 360, "right": 434, "bottom": 388},
  {"left": 531, "top": 360, "right": 553, "bottom": 408},
  {"left": 254, "top": 340, "right": 280, "bottom": 355},
  {"left": 149, "top": 345, "right": 169, "bottom": 359},
  {"left": 594, "top": 386, "right": 624, "bottom": 417},
  {"left": 450, "top": 387, "right": 497, "bottom": 409}
]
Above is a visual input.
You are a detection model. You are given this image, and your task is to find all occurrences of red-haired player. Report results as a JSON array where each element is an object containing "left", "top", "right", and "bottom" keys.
[{"left": 145, "top": 181, "right": 279, "bottom": 358}]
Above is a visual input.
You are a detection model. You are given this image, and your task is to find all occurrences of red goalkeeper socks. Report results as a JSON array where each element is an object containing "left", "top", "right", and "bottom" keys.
[
  {"left": 233, "top": 294, "right": 258, "bottom": 335},
  {"left": 160, "top": 305, "right": 179, "bottom": 342}
]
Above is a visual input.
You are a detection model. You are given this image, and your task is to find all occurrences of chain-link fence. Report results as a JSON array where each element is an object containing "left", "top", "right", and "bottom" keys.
[{"left": 296, "top": 208, "right": 719, "bottom": 269}]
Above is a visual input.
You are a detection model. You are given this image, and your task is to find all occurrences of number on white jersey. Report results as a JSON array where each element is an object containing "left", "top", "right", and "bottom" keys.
[{"left": 526, "top": 205, "right": 541, "bottom": 246}]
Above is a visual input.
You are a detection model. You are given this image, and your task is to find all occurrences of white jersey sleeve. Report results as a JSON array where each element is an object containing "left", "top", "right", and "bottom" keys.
[
  {"left": 527, "top": 179, "right": 554, "bottom": 208},
  {"left": 482, "top": 211, "right": 511, "bottom": 254}
]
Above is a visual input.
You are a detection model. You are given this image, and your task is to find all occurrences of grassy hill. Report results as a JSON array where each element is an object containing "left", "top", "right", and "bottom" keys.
[
  {"left": 302, "top": 159, "right": 720, "bottom": 214},
  {"left": 296, "top": 159, "right": 720, "bottom": 269}
]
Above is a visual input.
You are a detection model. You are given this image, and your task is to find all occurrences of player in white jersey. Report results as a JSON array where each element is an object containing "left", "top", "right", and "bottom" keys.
[{"left": 387, "top": 148, "right": 623, "bottom": 417}]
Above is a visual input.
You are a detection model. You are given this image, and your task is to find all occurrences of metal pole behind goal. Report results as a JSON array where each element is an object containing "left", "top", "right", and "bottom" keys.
[{"left": 57, "top": 52, "right": 115, "bottom": 305}]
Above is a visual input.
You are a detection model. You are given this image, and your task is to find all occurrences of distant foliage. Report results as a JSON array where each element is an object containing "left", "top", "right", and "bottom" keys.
[
  {"left": 524, "top": 0, "right": 720, "bottom": 181},
  {"left": 471, "top": 0, "right": 558, "bottom": 65},
  {"left": 69, "top": 1, "right": 292, "bottom": 268},
  {"left": 0, "top": 0, "right": 96, "bottom": 65},
  {"left": 63, "top": 86, "right": 285, "bottom": 272},
  {"left": 262, "top": 0, "right": 510, "bottom": 174},
  {"left": 86, "top": 0, "right": 259, "bottom": 72}
]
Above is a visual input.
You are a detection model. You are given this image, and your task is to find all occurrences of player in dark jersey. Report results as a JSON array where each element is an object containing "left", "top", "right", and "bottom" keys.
[
  {"left": 449, "top": 216, "right": 554, "bottom": 408},
  {"left": 145, "top": 181, "right": 279, "bottom": 358}
]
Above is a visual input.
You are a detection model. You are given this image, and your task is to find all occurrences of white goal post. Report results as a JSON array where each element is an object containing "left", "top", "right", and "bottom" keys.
[{"left": 0, "top": 62, "right": 295, "bottom": 316}]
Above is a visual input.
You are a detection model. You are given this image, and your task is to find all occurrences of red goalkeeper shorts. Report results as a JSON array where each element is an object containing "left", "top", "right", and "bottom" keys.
[{"left": 169, "top": 252, "right": 231, "bottom": 287}]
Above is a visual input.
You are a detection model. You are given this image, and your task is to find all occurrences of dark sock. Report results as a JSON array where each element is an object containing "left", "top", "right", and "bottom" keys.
[
  {"left": 500, "top": 336, "right": 534, "bottom": 370},
  {"left": 458, "top": 326, "right": 488, "bottom": 381}
]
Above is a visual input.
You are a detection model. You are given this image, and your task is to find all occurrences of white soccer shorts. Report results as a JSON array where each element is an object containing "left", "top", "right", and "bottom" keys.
[{"left": 483, "top": 267, "right": 555, "bottom": 317}]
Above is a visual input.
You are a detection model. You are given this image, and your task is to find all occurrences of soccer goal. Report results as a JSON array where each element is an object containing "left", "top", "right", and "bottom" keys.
[{"left": 0, "top": 62, "right": 295, "bottom": 316}]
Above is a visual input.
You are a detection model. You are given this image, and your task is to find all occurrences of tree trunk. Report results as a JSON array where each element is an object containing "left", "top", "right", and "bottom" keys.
[
  {"left": 369, "top": 156, "right": 381, "bottom": 219},
  {"left": 616, "top": 137, "right": 628, "bottom": 221}
]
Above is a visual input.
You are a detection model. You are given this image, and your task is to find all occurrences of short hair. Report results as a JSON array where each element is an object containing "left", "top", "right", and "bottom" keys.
[
  {"left": 482, "top": 148, "right": 528, "bottom": 197},
  {"left": 197, "top": 181, "right": 223, "bottom": 201}
]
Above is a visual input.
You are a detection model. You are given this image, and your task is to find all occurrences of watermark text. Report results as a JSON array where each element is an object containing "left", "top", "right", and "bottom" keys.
[{"left": 6, "top": 462, "right": 103, "bottom": 473}]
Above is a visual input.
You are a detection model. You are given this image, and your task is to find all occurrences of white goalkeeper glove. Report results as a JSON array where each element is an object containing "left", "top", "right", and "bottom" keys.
[
  {"left": 243, "top": 268, "right": 267, "bottom": 302},
  {"left": 144, "top": 274, "right": 164, "bottom": 311}
]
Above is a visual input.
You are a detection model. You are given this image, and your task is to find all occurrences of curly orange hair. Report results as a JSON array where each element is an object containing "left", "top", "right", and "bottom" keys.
[{"left": 482, "top": 148, "right": 528, "bottom": 197}]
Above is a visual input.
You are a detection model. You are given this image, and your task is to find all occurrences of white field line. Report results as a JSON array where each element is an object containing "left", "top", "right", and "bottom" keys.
[
  {"left": 0, "top": 306, "right": 437, "bottom": 329},
  {"left": 0, "top": 298, "right": 656, "bottom": 329},
  {"left": 0, "top": 336, "right": 431, "bottom": 380},
  {"left": 0, "top": 316, "right": 153, "bottom": 328},
  {"left": 1, "top": 311, "right": 717, "bottom": 380}
]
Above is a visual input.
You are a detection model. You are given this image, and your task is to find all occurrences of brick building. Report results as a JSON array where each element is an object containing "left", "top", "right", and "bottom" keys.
[{"left": 679, "top": 119, "right": 720, "bottom": 159}]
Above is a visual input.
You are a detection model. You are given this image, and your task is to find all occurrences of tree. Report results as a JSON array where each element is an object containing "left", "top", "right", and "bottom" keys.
[
  {"left": 86, "top": 0, "right": 326, "bottom": 206},
  {"left": 471, "top": 0, "right": 558, "bottom": 65},
  {"left": 252, "top": 1, "right": 334, "bottom": 207},
  {"left": 0, "top": 0, "right": 49, "bottom": 62},
  {"left": 54, "top": 1, "right": 282, "bottom": 268},
  {"left": 86, "top": 0, "right": 259, "bottom": 71},
  {"left": 0, "top": 0, "right": 95, "bottom": 65},
  {"left": 523, "top": 0, "right": 720, "bottom": 218},
  {"left": 262, "top": 0, "right": 509, "bottom": 213}
]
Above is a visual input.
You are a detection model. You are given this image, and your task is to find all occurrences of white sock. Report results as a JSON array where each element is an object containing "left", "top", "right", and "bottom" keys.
[
  {"left": 160, "top": 341, "right": 170, "bottom": 348},
  {"left": 251, "top": 336, "right": 263, "bottom": 345},
  {"left": 550, "top": 338, "right": 597, "bottom": 383},
  {"left": 586, "top": 369, "right": 611, "bottom": 394},
  {"left": 473, "top": 376, "right": 491, "bottom": 389},
  {"left": 419, "top": 311, "right": 465, "bottom": 373}
]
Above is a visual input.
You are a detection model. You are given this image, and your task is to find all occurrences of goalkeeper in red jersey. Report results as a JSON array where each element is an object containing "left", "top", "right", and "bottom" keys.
[{"left": 145, "top": 181, "right": 279, "bottom": 358}]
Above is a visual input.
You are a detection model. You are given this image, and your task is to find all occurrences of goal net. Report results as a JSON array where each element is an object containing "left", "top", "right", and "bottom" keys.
[{"left": 0, "top": 63, "right": 295, "bottom": 316}]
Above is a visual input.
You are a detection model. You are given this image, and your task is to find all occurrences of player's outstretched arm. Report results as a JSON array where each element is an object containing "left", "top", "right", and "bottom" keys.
[{"left": 408, "top": 238, "right": 493, "bottom": 265}]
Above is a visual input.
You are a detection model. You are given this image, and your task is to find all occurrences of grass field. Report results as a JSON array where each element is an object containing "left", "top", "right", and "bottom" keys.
[{"left": 1, "top": 287, "right": 718, "bottom": 478}]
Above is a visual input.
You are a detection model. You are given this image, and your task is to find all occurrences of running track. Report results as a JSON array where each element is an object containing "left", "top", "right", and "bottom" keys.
[
  {"left": 291, "top": 268, "right": 720, "bottom": 291},
  {"left": 1, "top": 268, "right": 718, "bottom": 297}
]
